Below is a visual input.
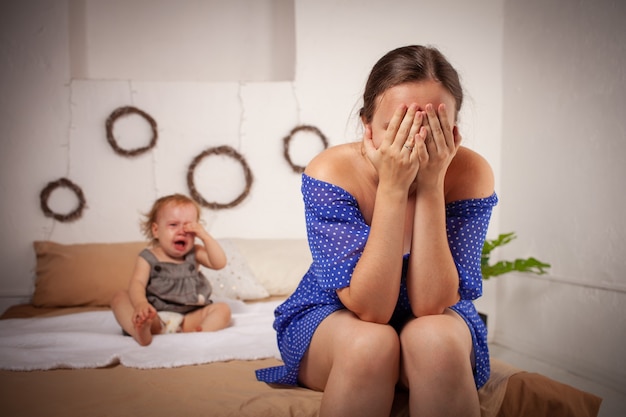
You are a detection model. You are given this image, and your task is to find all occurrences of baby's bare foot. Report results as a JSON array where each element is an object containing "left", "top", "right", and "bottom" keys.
[{"left": 133, "top": 314, "right": 157, "bottom": 346}]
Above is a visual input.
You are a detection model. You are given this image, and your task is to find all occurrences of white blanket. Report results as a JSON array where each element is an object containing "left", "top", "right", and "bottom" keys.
[{"left": 0, "top": 298, "right": 282, "bottom": 371}]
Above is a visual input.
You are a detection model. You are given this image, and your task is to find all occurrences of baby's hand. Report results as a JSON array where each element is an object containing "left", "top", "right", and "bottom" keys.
[
  {"left": 133, "top": 302, "right": 156, "bottom": 327},
  {"left": 183, "top": 222, "right": 208, "bottom": 239}
]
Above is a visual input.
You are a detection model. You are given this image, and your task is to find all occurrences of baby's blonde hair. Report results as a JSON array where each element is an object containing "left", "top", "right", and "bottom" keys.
[{"left": 140, "top": 194, "right": 201, "bottom": 243}]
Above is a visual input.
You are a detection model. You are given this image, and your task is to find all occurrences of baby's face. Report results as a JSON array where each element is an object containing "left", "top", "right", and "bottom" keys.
[{"left": 151, "top": 203, "right": 199, "bottom": 259}]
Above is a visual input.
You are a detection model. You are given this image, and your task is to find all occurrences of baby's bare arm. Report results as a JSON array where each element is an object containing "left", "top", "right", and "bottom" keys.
[
  {"left": 127, "top": 257, "right": 157, "bottom": 324},
  {"left": 184, "top": 222, "right": 227, "bottom": 269}
]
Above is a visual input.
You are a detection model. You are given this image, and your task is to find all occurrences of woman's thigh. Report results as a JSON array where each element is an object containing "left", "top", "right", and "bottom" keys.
[{"left": 298, "top": 309, "right": 400, "bottom": 391}]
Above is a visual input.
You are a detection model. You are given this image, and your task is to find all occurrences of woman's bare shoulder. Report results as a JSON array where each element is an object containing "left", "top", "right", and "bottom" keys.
[
  {"left": 445, "top": 146, "right": 495, "bottom": 202},
  {"left": 305, "top": 143, "right": 362, "bottom": 185}
]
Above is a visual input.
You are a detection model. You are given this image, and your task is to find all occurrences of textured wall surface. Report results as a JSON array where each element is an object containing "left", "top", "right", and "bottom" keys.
[
  {"left": 499, "top": 0, "right": 626, "bottom": 393},
  {"left": 0, "top": 0, "right": 503, "bottom": 307}
]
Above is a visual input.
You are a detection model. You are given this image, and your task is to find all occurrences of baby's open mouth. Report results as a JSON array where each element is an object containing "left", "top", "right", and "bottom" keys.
[{"left": 174, "top": 240, "right": 186, "bottom": 250}]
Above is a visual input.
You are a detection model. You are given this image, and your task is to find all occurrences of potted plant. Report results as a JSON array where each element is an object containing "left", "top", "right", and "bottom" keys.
[{"left": 478, "top": 232, "right": 551, "bottom": 327}]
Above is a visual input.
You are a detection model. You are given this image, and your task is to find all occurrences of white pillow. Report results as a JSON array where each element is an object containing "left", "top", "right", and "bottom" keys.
[
  {"left": 202, "top": 238, "right": 269, "bottom": 301},
  {"left": 228, "top": 238, "right": 311, "bottom": 296}
]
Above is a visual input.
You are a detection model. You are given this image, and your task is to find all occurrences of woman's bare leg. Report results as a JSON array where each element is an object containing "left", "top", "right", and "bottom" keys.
[
  {"left": 110, "top": 290, "right": 161, "bottom": 346},
  {"left": 399, "top": 309, "right": 480, "bottom": 417},
  {"left": 181, "top": 302, "right": 231, "bottom": 332},
  {"left": 299, "top": 310, "right": 400, "bottom": 417}
]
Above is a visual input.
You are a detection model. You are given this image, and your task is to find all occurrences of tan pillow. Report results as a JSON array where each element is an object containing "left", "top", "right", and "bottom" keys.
[{"left": 33, "top": 241, "right": 148, "bottom": 308}]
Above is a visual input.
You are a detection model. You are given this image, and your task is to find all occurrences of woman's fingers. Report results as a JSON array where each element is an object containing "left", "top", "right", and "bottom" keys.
[
  {"left": 363, "top": 124, "right": 374, "bottom": 152},
  {"left": 381, "top": 104, "right": 409, "bottom": 148},
  {"left": 424, "top": 103, "right": 455, "bottom": 151},
  {"left": 393, "top": 104, "right": 419, "bottom": 151},
  {"left": 453, "top": 125, "right": 462, "bottom": 147},
  {"left": 415, "top": 126, "right": 429, "bottom": 161},
  {"left": 417, "top": 103, "right": 461, "bottom": 190},
  {"left": 362, "top": 125, "right": 382, "bottom": 168},
  {"left": 401, "top": 111, "right": 422, "bottom": 155},
  {"left": 406, "top": 111, "right": 423, "bottom": 151},
  {"left": 437, "top": 103, "right": 456, "bottom": 149},
  {"left": 381, "top": 104, "right": 421, "bottom": 152},
  {"left": 424, "top": 104, "right": 441, "bottom": 150}
]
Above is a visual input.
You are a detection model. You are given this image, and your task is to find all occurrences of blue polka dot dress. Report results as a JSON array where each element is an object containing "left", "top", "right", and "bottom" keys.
[{"left": 256, "top": 174, "right": 498, "bottom": 389}]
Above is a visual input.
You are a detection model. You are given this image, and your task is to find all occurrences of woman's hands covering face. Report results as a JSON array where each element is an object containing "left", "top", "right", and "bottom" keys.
[
  {"left": 363, "top": 103, "right": 427, "bottom": 193},
  {"left": 418, "top": 103, "right": 462, "bottom": 190},
  {"left": 363, "top": 102, "right": 462, "bottom": 193}
]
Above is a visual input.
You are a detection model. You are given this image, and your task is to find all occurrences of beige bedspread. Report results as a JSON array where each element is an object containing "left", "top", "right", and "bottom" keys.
[
  {"left": 0, "top": 304, "right": 602, "bottom": 417},
  {"left": 0, "top": 357, "right": 524, "bottom": 417}
]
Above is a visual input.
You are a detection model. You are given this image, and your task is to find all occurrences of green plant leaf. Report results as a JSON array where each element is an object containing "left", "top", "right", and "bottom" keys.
[
  {"left": 481, "top": 232, "right": 551, "bottom": 279},
  {"left": 482, "top": 232, "right": 516, "bottom": 257}
]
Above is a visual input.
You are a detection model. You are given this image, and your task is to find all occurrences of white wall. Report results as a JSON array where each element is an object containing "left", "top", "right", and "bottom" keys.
[
  {"left": 498, "top": 0, "right": 626, "bottom": 394},
  {"left": 69, "top": 0, "right": 296, "bottom": 82},
  {"left": 0, "top": 0, "right": 503, "bottom": 310},
  {"left": 0, "top": 1, "right": 72, "bottom": 305}
]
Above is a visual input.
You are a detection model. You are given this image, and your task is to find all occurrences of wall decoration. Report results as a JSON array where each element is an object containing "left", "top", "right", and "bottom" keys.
[
  {"left": 105, "top": 106, "right": 158, "bottom": 157},
  {"left": 187, "top": 145, "right": 253, "bottom": 210},
  {"left": 282, "top": 124, "right": 329, "bottom": 173},
  {"left": 40, "top": 177, "right": 87, "bottom": 222}
]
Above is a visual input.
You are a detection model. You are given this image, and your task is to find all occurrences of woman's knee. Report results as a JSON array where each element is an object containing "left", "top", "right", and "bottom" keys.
[
  {"left": 400, "top": 314, "right": 472, "bottom": 372},
  {"left": 404, "top": 312, "right": 469, "bottom": 346},
  {"left": 399, "top": 314, "right": 479, "bottom": 412},
  {"left": 340, "top": 323, "right": 400, "bottom": 376},
  {"left": 300, "top": 313, "right": 400, "bottom": 391}
]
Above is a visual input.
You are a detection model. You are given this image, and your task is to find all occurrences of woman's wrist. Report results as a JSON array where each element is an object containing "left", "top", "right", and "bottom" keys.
[
  {"left": 415, "top": 180, "right": 445, "bottom": 200},
  {"left": 377, "top": 181, "right": 411, "bottom": 202}
]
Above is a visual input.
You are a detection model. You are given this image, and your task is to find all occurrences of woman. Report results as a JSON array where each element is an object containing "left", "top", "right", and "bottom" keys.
[{"left": 257, "top": 45, "right": 497, "bottom": 417}]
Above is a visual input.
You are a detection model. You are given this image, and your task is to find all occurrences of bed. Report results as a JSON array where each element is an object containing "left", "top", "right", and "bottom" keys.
[{"left": 0, "top": 238, "right": 602, "bottom": 417}]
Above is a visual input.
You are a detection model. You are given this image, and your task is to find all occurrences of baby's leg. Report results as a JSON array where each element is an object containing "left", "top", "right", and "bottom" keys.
[
  {"left": 110, "top": 290, "right": 160, "bottom": 346},
  {"left": 182, "top": 302, "right": 231, "bottom": 333}
]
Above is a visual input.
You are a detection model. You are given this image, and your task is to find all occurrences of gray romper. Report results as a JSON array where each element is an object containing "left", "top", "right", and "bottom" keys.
[{"left": 141, "top": 248, "right": 213, "bottom": 314}]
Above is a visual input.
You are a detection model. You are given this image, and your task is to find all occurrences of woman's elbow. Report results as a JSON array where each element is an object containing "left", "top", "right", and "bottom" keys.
[
  {"left": 411, "top": 294, "right": 460, "bottom": 317},
  {"left": 340, "top": 295, "right": 393, "bottom": 323},
  {"left": 355, "top": 310, "right": 393, "bottom": 324},
  {"left": 411, "top": 303, "right": 444, "bottom": 317}
]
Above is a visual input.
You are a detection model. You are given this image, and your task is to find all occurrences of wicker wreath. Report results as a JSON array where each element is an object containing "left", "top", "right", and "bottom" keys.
[
  {"left": 283, "top": 124, "right": 329, "bottom": 173},
  {"left": 39, "top": 177, "right": 86, "bottom": 222},
  {"left": 187, "top": 146, "right": 253, "bottom": 210},
  {"left": 105, "top": 106, "right": 158, "bottom": 157}
]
